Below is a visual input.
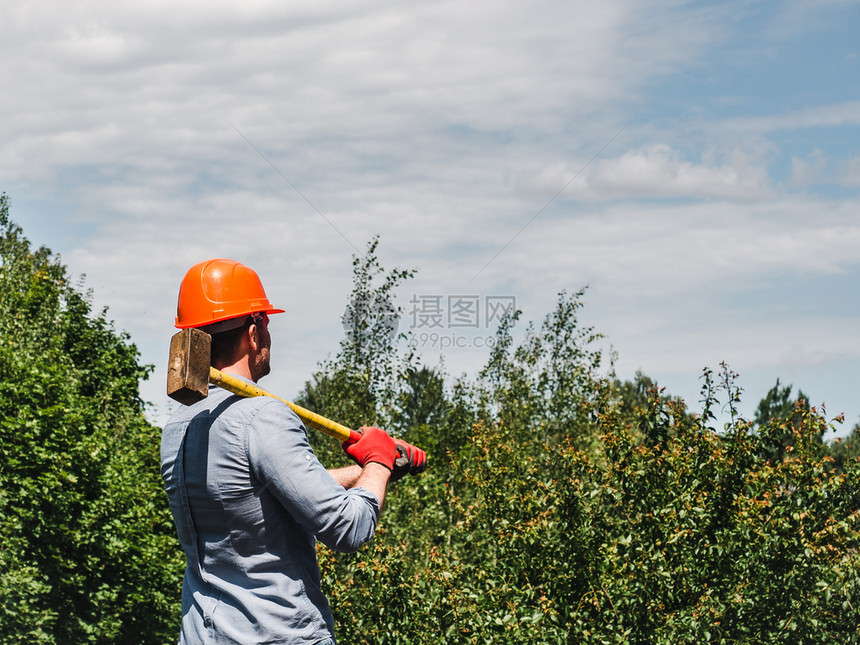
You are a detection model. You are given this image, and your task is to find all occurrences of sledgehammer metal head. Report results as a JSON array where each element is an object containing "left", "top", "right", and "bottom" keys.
[{"left": 167, "top": 327, "right": 211, "bottom": 405}]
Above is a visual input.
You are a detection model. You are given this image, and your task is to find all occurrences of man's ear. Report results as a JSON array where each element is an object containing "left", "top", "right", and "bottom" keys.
[{"left": 247, "top": 322, "right": 261, "bottom": 351}]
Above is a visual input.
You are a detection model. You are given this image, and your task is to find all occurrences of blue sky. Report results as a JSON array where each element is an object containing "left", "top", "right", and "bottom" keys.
[{"left": 1, "top": 0, "right": 858, "bottom": 433}]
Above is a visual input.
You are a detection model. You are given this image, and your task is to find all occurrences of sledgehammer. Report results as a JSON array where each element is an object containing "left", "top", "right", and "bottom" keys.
[{"left": 166, "top": 327, "right": 362, "bottom": 444}]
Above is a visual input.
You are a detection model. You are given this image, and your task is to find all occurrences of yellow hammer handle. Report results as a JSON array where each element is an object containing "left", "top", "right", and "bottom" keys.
[{"left": 209, "top": 367, "right": 359, "bottom": 444}]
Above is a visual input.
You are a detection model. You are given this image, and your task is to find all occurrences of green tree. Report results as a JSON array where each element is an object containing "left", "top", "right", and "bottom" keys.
[
  {"left": 754, "top": 378, "right": 819, "bottom": 462},
  {"left": 477, "top": 288, "right": 609, "bottom": 453},
  {"left": 296, "top": 236, "right": 415, "bottom": 464},
  {"left": 754, "top": 378, "right": 810, "bottom": 427},
  {"left": 609, "top": 370, "right": 692, "bottom": 443},
  {"left": 392, "top": 365, "right": 450, "bottom": 434},
  {"left": 828, "top": 422, "right": 860, "bottom": 469},
  {"left": 0, "top": 195, "right": 182, "bottom": 643}
]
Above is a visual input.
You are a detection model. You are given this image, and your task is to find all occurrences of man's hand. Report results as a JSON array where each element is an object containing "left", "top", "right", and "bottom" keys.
[
  {"left": 342, "top": 426, "right": 396, "bottom": 470},
  {"left": 391, "top": 438, "right": 428, "bottom": 482}
]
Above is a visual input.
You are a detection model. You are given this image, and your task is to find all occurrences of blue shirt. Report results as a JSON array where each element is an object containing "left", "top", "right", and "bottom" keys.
[{"left": 161, "top": 382, "right": 380, "bottom": 644}]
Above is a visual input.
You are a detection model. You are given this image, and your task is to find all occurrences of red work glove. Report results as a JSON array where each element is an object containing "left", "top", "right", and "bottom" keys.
[
  {"left": 342, "top": 426, "right": 396, "bottom": 470},
  {"left": 390, "top": 438, "right": 428, "bottom": 482}
]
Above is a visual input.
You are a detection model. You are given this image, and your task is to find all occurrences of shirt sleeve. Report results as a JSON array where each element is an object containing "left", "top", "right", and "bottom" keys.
[{"left": 246, "top": 398, "right": 381, "bottom": 553}]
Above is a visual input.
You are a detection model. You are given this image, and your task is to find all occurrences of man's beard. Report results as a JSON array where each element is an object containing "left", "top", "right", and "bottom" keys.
[{"left": 252, "top": 349, "right": 271, "bottom": 381}]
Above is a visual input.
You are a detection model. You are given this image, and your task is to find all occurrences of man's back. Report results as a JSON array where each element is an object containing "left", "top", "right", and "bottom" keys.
[{"left": 161, "top": 383, "right": 380, "bottom": 644}]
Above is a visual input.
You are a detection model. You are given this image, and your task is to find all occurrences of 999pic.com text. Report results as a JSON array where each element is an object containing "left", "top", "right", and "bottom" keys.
[{"left": 406, "top": 331, "right": 498, "bottom": 350}]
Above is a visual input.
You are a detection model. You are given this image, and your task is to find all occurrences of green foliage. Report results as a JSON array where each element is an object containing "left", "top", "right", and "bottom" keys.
[
  {"left": 831, "top": 423, "right": 860, "bottom": 469},
  {"left": 322, "top": 365, "right": 860, "bottom": 643},
  {"left": 754, "top": 378, "right": 811, "bottom": 428},
  {"left": 311, "top": 241, "right": 860, "bottom": 644},
  {"left": 0, "top": 195, "right": 182, "bottom": 643},
  {"left": 477, "top": 289, "right": 607, "bottom": 452},
  {"left": 610, "top": 370, "right": 691, "bottom": 436},
  {"left": 587, "top": 368, "right": 859, "bottom": 642},
  {"left": 392, "top": 365, "right": 451, "bottom": 435},
  {"left": 753, "top": 378, "right": 821, "bottom": 463}
]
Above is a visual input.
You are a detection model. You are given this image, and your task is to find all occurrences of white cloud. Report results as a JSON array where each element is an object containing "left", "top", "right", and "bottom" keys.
[
  {"left": 722, "top": 101, "right": 860, "bottom": 134},
  {"left": 2, "top": 0, "right": 859, "bottom": 428},
  {"left": 472, "top": 196, "right": 860, "bottom": 303},
  {"left": 838, "top": 156, "right": 860, "bottom": 186},
  {"left": 542, "top": 143, "right": 775, "bottom": 201},
  {"left": 791, "top": 150, "right": 828, "bottom": 187},
  {"left": 0, "top": 0, "right": 723, "bottom": 182}
]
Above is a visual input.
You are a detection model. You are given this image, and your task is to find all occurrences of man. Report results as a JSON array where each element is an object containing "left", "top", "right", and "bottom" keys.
[{"left": 161, "top": 258, "right": 425, "bottom": 644}]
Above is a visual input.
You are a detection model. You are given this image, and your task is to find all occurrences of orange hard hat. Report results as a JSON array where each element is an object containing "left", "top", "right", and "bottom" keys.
[{"left": 174, "top": 258, "right": 285, "bottom": 329}]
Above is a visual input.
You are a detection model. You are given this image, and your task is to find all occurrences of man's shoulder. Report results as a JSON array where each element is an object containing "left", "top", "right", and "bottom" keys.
[
  {"left": 246, "top": 395, "right": 305, "bottom": 429},
  {"left": 163, "top": 382, "right": 304, "bottom": 432}
]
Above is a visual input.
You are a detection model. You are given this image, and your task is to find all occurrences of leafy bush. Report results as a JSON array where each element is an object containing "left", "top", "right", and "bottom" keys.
[
  {"left": 321, "top": 371, "right": 860, "bottom": 643},
  {"left": 311, "top": 240, "right": 860, "bottom": 644},
  {"left": 0, "top": 195, "right": 182, "bottom": 643}
]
